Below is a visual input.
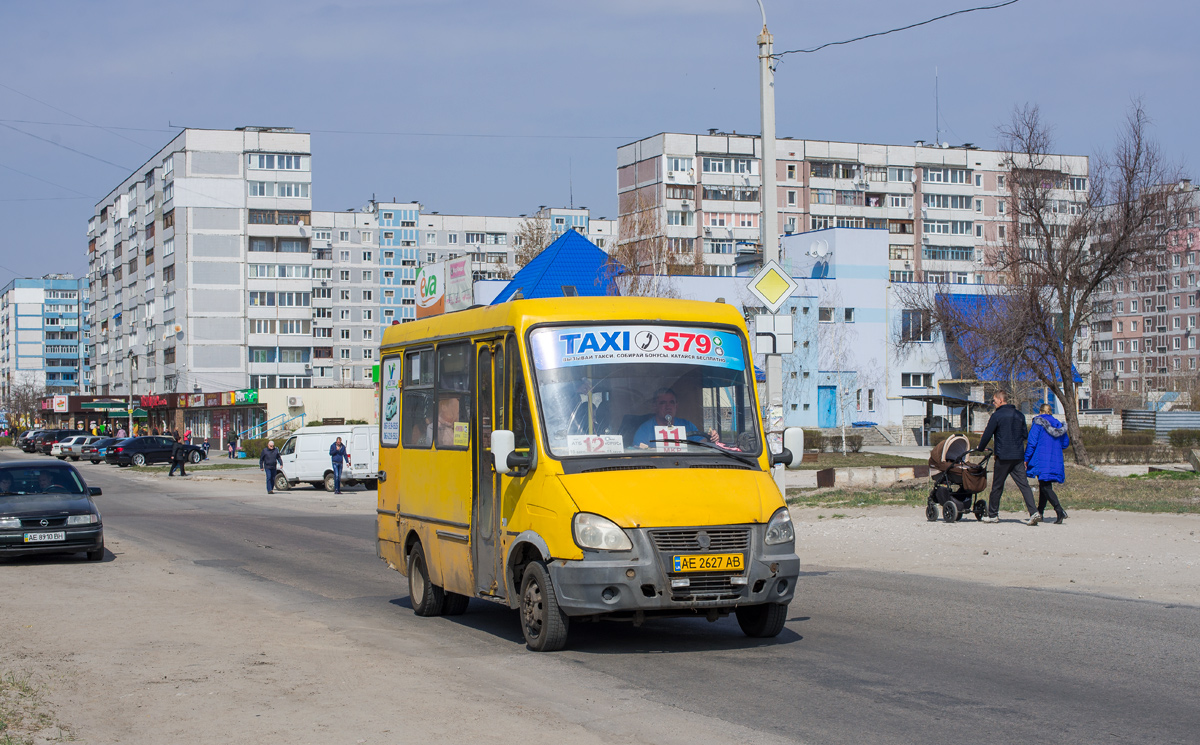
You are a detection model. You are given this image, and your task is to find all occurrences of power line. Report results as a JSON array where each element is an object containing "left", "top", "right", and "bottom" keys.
[
  {"left": 776, "top": 0, "right": 1021, "bottom": 56},
  {"left": 0, "top": 196, "right": 92, "bottom": 202},
  {"left": 0, "top": 122, "right": 132, "bottom": 170},
  {"left": 0, "top": 161, "right": 94, "bottom": 198},
  {"left": 0, "top": 82, "right": 157, "bottom": 149},
  {"left": 0, "top": 118, "right": 176, "bottom": 134}
]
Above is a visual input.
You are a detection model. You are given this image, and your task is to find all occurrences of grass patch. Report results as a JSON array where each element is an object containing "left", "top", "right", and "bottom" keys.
[
  {"left": 0, "top": 670, "right": 69, "bottom": 745},
  {"left": 788, "top": 463, "right": 1200, "bottom": 514},
  {"left": 794, "top": 452, "right": 926, "bottom": 471}
]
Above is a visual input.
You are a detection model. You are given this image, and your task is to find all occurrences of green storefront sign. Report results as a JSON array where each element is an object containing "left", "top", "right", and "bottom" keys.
[{"left": 234, "top": 389, "right": 258, "bottom": 405}]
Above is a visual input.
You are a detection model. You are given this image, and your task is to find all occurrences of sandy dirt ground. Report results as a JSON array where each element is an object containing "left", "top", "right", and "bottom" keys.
[{"left": 790, "top": 505, "right": 1200, "bottom": 606}]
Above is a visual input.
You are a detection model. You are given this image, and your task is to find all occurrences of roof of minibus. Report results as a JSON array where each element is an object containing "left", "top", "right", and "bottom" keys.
[{"left": 381, "top": 297, "right": 747, "bottom": 348}]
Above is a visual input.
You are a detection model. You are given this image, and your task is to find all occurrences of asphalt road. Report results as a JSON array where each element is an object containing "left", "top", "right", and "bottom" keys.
[{"left": 13, "top": 453, "right": 1200, "bottom": 744}]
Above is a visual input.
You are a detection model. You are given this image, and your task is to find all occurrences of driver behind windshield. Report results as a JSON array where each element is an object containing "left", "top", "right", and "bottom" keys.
[
  {"left": 0, "top": 473, "right": 12, "bottom": 495},
  {"left": 633, "top": 387, "right": 720, "bottom": 448}
]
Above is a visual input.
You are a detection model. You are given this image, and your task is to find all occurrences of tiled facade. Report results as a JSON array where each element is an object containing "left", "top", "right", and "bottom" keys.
[{"left": 0, "top": 275, "right": 90, "bottom": 399}]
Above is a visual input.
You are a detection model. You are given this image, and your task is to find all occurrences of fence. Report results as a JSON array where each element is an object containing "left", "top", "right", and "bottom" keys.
[{"left": 1121, "top": 409, "right": 1200, "bottom": 441}]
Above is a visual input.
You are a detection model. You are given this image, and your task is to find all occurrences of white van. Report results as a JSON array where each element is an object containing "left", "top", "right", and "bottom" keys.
[{"left": 275, "top": 425, "right": 379, "bottom": 492}]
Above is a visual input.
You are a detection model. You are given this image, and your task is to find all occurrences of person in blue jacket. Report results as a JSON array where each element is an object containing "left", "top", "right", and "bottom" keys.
[
  {"left": 1025, "top": 403, "right": 1069, "bottom": 524},
  {"left": 329, "top": 436, "right": 351, "bottom": 495}
]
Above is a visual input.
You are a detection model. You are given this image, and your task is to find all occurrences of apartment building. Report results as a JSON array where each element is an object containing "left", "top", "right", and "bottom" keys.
[
  {"left": 616, "top": 132, "right": 1090, "bottom": 280},
  {"left": 1092, "top": 188, "right": 1200, "bottom": 403},
  {"left": 87, "top": 127, "right": 314, "bottom": 396},
  {"left": 420, "top": 206, "right": 615, "bottom": 280},
  {"left": 0, "top": 274, "right": 90, "bottom": 400}
]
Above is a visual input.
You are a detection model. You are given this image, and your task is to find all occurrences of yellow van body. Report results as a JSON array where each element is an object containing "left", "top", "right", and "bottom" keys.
[{"left": 376, "top": 297, "right": 799, "bottom": 645}]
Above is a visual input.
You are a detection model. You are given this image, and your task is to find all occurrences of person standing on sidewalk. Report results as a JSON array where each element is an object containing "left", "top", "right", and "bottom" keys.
[
  {"left": 328, "top": 437, "right": 351, "bottom": 494},
  {"left": 978, "top": 390, "right": 1040, "bottom": 525},
  {"left": 260, "top": 441, "right": 280, "bottom": 494},
  {"left": 1026, "top": 403, "right": 1070, "bottom": 524},
  {"left": 168, "top": 434, "right": 188, "bottom": 477}
]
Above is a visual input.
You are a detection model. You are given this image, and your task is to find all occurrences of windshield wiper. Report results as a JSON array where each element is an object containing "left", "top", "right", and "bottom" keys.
[{"left": 640, "top": 438, "right": 760, "bottom": 468}]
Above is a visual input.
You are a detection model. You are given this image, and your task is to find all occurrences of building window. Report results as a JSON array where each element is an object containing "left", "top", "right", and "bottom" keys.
[
  {"left": 901, "top": 309, "right": 932, "bottom": 341},
  {"left": 666, "top": 211, "right": 694, "bottom": 226},
  {"left": 901, "top": 373, "right": 934, "bottom": 388},
  {"left": 818, "top": 307, "right": 834, "bottom": 323},
  {"left": 844, "top": 308, "right": 855, "bottom": 323}
]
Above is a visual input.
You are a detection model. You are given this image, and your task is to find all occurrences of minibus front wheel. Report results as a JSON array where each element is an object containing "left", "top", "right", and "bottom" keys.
[
  {"left": 407, "top": 542, "right": 445, "bottom": 616},
  {"left": 735, "top": 603, "right": 789, "bottom": 638},
  {"left": 520, "top": 562, "right": 569, "bottom": 652}
]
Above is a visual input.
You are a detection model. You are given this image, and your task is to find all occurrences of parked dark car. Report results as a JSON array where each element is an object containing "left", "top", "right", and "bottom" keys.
[
  {"left": 0, "top": 461, "right": 104, "bottom": 561},
  {"left": 18, "top": 430, "right": 46, "bottom": 453},
  {"left": 104, "top": 436, "right": 207, "bottom": 467},
  {"left": 36, "top": 430, "right": 86, "bottom": 455},
  {"left": 80, "top": 437, "right": 121, "bottom": 464}
]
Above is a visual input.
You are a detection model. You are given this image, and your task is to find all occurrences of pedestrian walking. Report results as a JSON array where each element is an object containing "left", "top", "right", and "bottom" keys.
[
  {"left": 117, "top": 427, "right": 127, "bottom": 439},
  {"left": 259, "top": 440, "right": 280, "bottom": 494},
  {"left": 227, "top": 439, "right": 236, "bottom": 459},
  {"left": 168, "top": 434, "right": 188, "bottom": 477},
  {"left": 1026, "top": 403, "right": 1070, "bottom": 524},
  {"left": 201, "top": 437, "right": 210, "bottom": 457},
  {"left": 184, "top": 428, "right": 192, "bottom": 444},
  {"left": 328, "top": 436, "right": 351, "bottom": 494},
  {"left": 978, "top": 390, "right": 1041, "bottom": 525}
]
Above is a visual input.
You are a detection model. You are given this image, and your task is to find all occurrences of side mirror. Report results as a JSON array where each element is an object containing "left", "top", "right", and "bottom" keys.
[
  {"left": 89, "top": 486, "right": 103, "bottom": 496},
  {"left": 490, "top": 430, "right": 532, "bottom": 476},
  {"left": 770, "top": 427, "right": 805, "bottom": 470}
]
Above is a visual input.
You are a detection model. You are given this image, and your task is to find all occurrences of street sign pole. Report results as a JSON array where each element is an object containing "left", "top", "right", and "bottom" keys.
[{"left": 756, "top": 2, "right": 785, "bottom": 494}]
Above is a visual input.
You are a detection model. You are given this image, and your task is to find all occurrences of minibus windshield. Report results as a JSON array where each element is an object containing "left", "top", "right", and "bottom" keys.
[{"left": 529, "top": 324, "right": 762, "bottom": 459}]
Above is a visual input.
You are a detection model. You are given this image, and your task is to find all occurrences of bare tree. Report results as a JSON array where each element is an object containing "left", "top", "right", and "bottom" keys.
[
  {"left": 1, "top": 372, "right": 51, "bottom": 434},
  {"left": 897, "top": 103, "right": 1187, "bottom": 466},
  {"left": 513, "top": 216, "right": 555, "bottom": 269},
  {"left": 609, "top": 188, "right": 700, "bottom": 297}
]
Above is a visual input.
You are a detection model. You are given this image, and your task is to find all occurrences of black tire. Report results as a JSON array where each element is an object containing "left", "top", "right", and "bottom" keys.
[
  {"left": 364, "top": 479, "right": 378, "bottom": 491},
  {"left": 736, "top": 602, "right": 789, "bottom": 638},
  {"left": 309, "top": 482, "right": 323, "bottom": 490},
  {"left": 273, "top": 472, "right": 291, "bottom": 491},
  {"left": 442, "top": 592, "right": 470, "bottom": 616},
  {"left": 91, "top": 460, "right": 101, "bottom": 465},
  {"left": 520, "top": 561, "right": 569, "bottom": 652},
  {"left": 407, "top": 543, "right": 444, "bottom": 617},
  {"left": 132, "top": 453, "right": 146, "bottom": 467},
  {"left": 70, "top": 456, "right": 79, "bottom": 462},
  {"left": 324, "top": 472, "right": 337, "bottom": 492},
  {"left": 973, "top": 500, "right": 986, "bottom": 521},
  {"left": 86, "top": 544, "right": 104, "bottom": 562},
  {"left": 942, "top": 499, "right": 960, "bottom": 523},
  {"left": 925, "top": 501, "right": 939, "bottom": 522},
  {"left": 189, "top": 450, "right": 202, "bottom": 464}
]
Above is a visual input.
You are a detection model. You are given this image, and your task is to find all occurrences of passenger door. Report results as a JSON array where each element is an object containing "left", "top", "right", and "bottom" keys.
[{"left": 472, "top": 341, "right": 504, "bottom": 598}]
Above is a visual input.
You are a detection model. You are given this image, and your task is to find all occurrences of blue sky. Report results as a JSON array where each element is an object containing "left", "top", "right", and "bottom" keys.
[{"left": 2, "top": 0, "right": 1197, "bottom": 282}]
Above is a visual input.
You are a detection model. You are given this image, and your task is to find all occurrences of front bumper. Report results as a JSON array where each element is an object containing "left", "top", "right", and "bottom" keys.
[
  {"left": 0, "top": 527, "right": 103, "bottom": 557},
  {"left": 547, "top": 525, "right": 799, "bottom": 617}
]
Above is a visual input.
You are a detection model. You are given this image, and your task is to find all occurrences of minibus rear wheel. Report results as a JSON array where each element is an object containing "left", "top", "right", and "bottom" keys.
[
  {"left": 735, "top": 603, "right": 788, "bottom": 638},
  {"left": 520, "top": 562, "right": 569, "bottom": 652},
  {"left": 407, "top": 543, "right": 445, "bottom": 616}
]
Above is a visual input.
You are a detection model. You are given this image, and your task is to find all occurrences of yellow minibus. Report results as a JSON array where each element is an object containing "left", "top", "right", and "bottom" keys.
[{"left": 376, "top": 297, "right": 803, "bottom": 651}]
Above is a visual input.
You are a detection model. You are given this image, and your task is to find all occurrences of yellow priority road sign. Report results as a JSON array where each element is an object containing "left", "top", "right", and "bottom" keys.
[{"left": 746, "top": 260, "right": 799, "bottom": 313}]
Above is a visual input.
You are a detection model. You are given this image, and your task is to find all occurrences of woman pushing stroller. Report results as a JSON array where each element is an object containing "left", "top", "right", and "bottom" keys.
[{"left": 1025, "top": 403, "right": 1069, "bottom": 524}]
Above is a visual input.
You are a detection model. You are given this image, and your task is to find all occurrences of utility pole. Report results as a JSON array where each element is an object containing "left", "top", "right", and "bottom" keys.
[{"left": 757, "top": 0, "right": 785, "bottom": 493}]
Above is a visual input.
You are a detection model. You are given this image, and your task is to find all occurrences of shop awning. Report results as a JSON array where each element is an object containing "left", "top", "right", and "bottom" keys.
[{"left": 901, "top": 394, "right": 991, "bottom": 409}]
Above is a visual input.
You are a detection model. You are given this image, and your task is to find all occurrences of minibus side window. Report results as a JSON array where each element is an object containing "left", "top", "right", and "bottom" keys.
[
  {"left": 436, "top": 343, "right": 472, "bottom": 450},
  {"left": 402, "top": 349, "right": 434, "bottom": 448},
  {"left": 512, "top": 347, "right": 534, "bottom": 450}
]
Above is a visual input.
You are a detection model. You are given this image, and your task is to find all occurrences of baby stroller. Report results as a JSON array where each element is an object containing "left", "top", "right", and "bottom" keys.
[{"left": 926, "top": 434, "right": 992, "bottom": 523}]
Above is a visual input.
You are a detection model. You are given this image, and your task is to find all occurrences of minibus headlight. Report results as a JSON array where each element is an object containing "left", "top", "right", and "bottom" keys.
[
  {"left": 764, "top": 507, "right": 795, "bottom": 546},
  {"left": 573, "top": 513, "right": 632, "bottom": 551}
]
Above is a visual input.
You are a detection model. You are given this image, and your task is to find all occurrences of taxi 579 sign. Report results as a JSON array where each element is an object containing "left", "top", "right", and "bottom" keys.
[{"left": 530, "top": 325, "right": 746, "bottom": 371}]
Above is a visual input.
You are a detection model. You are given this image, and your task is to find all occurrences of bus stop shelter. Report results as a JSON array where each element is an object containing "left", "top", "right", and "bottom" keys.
[{"left": 902, "top": 394, "right": 992, "bottom": 446}]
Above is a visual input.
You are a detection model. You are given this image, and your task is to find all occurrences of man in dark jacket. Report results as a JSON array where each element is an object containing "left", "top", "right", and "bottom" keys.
[
  {"left": 168, "top": 434, "right": 188, "bottom": 477},
  {"left": 259, "top": 441, "right": 281, "bottom": 494},
  {"left": 978, "top": 390, "right": 1040, "bottom": 525},
  {"left": 328, "top": 437, "right": 351, "bottom": 494}
]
